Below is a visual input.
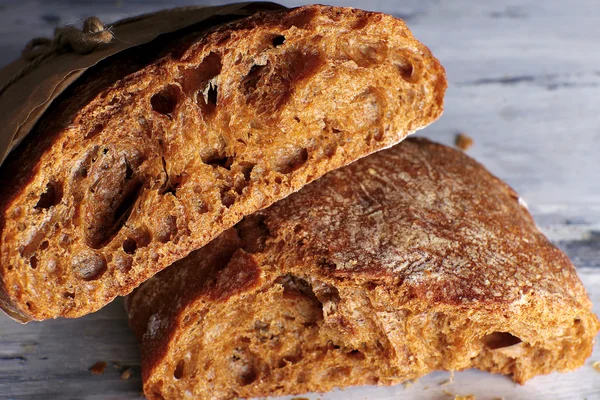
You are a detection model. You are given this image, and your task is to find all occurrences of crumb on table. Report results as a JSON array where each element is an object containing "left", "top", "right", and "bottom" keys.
[
  {"left": 89, "top": 361, "right": 107, "bottom": 375},
  {"left": 455, "top": 132, "right": 474, "bottom": 150},
  {"left": 454, "top": 395, "right": 476, "bottom": 400},
  {"left": 593, "top": 360, "right": 600, "bottom": 372},
  {"left": 120, "top": 367, "right": 132, "bottom": 380}
]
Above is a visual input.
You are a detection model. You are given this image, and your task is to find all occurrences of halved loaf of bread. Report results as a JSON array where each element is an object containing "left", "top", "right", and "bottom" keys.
[
  {"left": 0, "top": 5, "right": 446, "bottom": 321},
  {"left": 127, "top": 138, "right": 599, "bottom": 400}
]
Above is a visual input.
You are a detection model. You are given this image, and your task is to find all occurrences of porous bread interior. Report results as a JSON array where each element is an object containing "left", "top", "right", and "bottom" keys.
[
  {"left": 145, "top": 264, "right": 594, "bottom": 400},
  {"left": 130, "top": 139, "right": 598, "bottom": 399},
  {"left": 0, "top": 5, "right": 446, "bottom": 321}
]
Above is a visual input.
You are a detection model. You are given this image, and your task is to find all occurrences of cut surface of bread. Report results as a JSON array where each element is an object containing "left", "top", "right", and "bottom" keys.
[
  {"left": 0, "top": 5, "right": 446, "bottom": 321},
  {"left": 127, "top": 138, "right": 599, "bottom": 400}
]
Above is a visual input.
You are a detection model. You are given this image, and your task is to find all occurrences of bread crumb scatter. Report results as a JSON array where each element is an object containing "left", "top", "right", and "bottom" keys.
[
  {"left": 121, "top": 367, "right": 132, "bottom": 380},
  {"left": 593, "top": 360, "right": 600, "bottom": 372},
  {"left": 454, "top": 396, "right": 476, "bottom": 400},
  {"left": 89, "top": 361, "right": 107, "bottom": 375},
  {"left": 455, "top": 132, "right": 474, "bottom": 150}
]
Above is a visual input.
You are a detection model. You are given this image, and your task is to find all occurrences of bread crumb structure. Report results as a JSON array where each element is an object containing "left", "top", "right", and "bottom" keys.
[
  {"left": 0, "top": 5, "right": 446, "bottom": 321},
  {"left": 127, "top": 138, "right": 599, "bottom": 400}
]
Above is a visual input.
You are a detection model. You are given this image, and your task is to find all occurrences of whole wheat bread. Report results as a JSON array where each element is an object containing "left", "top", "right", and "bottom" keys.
[
  {"left": 0, "top": 5, "right": 446, "bottom": 321},
  {"left": 127, "top": 138, "right": 599, "bottom": 400}
]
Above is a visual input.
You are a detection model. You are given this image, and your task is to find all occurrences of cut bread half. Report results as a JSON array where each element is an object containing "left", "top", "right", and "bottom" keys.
[
  {"left": 127, "top": 138, "right": 599, "bottom": 400},
  {"left": 0, "top": 5, "right": 446, "bottom": 321}
]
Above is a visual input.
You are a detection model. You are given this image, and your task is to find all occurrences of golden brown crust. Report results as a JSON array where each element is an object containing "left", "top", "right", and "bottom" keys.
[
  {"left": 0, "top": 5, "right": 446, "bottom": 321},
  {"left": 127, "top": 138, "right": 599, "bottom": 399}
]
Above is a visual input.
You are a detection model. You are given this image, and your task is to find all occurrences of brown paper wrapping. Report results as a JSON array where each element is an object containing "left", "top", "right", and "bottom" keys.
[{"left": 0, "top": 2, "right": 285, "bottom": 165}]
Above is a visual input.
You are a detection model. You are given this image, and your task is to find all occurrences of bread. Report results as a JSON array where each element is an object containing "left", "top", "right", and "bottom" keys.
[
  {"left": 0, "top": 5, "right": 446, "bottom": 322},
  {"left": 126, "top": 138, "right": 599, "bottom": 400}
]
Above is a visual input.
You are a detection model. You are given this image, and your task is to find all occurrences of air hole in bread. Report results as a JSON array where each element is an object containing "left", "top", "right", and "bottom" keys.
[
  {"left": 234, "top": 178, "right": 249, "bottom": 196},
  {"left": 276, "top": 274, "right": 320, "bottom": 306},
  {"left": 195, "top": 199, "right": 210, "bottom": 214},
  {"left": 161, "top": 174, "right": 182, "bottom": 197},
  {"left": 40, "top": 240, "right": 49, "bottom": 250},
  {"left": 352, "top": 14, "right": 370, "bottom": 29},
  {"left": 238, "top": 364, "right": 257, "bottom": 386},
  {"left": 272, "top": 35, "right": 286, "bottom": 47},
  {"left": 239, "top": 163, "right": 255, "bottom": 181},
  {"left": 324, "top": 143, "right": 337, "bottom": 158},
  {"left": 131, "top": 226, "right": 152, "bottom": 248},
  {"left": 156, "top": 215, "right": 178, "bottom": 243},
  {"left": 482, "top": 332, "right": 522, "bottom": 350},
  {"left": 150, "top": 85, "right": 181, "bottom": 115},
  {"left": 206, "top": 155, "right": 233, "bottom": 170},
  {"left": 74, "top": 146, "right": 99, "bottom": 180},
  {"left": 114, "top": 254, "right": 133, "bottom": 273},
  {"left": 180, "top": 52, "right": 222, "bottom": 114},
  {"left": 317, "top": 258, "right": 337, "bottom": 270},
  {"left": 113, "top": 181, "right": 143, "bottom": 235},
  {"left": 29, "top": 255, "right": 38, "bottom": 269},
  {"left": 35, "top": 180, "right": 62, "bottom": 209},
  {"left": 123, "top": 238, "right": 137, "bottom": 255},
  {"left": 347, "top": 350, "right": 365, "bottom": 360},
  {"left": 343, "top": 40, "right": 387, "bottom": 67},
  {"left": 205, "top": 81, "right": 218, "bottom": 105},
  {"left": 163, "top": 185, "right": 177, "bottom": 197},
  {"left": 173, "top": 359, "right": 185, "bottom": 380},
  {"left": 72, "top": 251, "right": 107, "bottom": 281},
  {"left": 236, "top": 215, "right": 269, "bottom": 254},
  {"left": 282, "top": 353, "right": 302, "bottom": 365},
  {"left": 63, "top": 292, "right": 75, "bottom": 299},
  {"left": 150, "top": 388, "right": 166, "bottom": 400},
  {"left": 276, "top": 148, "right": 308, "bottom": 174},
  {"left": 243, "top": 64, "right": 267, "bottom": 93},
  {"left": 395, "top": 59, "right": 415, "bottom": 83},
  {"left": 245, "top": 51, "right": 323, "bottom": 114},
  {"left": 85, "top": 169, "right": 144, "bottom": 249},
  {"left": 220, "top": 188, "right": 236, "bottom": 208},
  {"left": 85, "top": 124, "right": 104, "bottom": 140}
]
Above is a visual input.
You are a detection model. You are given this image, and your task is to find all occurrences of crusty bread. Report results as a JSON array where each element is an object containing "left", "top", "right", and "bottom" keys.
[
  {"left": 127, "top": 138, "right": 599, "bottom": 400},
  {"left": 0, "top": 5, "right": 446, "bottom": 322}
]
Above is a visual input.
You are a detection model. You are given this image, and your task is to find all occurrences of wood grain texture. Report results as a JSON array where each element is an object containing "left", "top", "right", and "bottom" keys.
[{"left": 0, "top": 0, "right": 599, "bottom": 399}]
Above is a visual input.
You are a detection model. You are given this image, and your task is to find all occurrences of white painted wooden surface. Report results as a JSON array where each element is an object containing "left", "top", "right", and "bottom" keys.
[{"left": 0, "top": 0, "right": 599, "bottom": 399}]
